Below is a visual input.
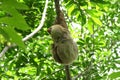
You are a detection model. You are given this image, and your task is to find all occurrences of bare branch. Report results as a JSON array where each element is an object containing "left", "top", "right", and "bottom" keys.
[
  {"left": 0, "top": 46, "right": 9, "bottom": 58},
  {"left": 65, "top": 65, "right": 72, "bottom": 80},
  {"left": 0, "top": 0, "right": 49, "bottom": 58}
]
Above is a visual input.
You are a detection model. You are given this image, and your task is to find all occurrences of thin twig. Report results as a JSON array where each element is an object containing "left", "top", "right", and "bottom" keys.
[{"left": 0, "top": 0, "right": 49, "bottom": 58}]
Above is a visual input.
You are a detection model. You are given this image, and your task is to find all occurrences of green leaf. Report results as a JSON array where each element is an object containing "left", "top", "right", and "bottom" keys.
[
  {"left": 0, "top": 0, "right": 29, "bottom": 10},
  {"left": 0, "top": 34, "right": 6, "bottom": 43},
  {"left": 77, "top": 39, "right": 85, "bottom": 46},
  {"left": 108, "top": 72, "right": 120, "bottom": 79},
  {"left": 87, "top": 19, "right": 93, "bottom": 34},
  {"left": 66, "top": 0, "right": 74, "bottom": 9},
  {"left": 81, "top": 15, "right": 86, "bottom": 26},
  {"left": 87, "top": 9, "right": 103, "bottom": 17},
  {"left": 68, "top": 4, "right": 76, "bottom": 16},
  {"left": 67, "top": 1, "right": 79, "bottom": 17},
  {"left": 0, "top": 0, "right": 30, "bottom": 30},
  {"left": 0, "top": 27, "right": 10, "bottom": 41},
  {"left": 0, "top": 14, "right": 30, "bottom": 30},
  {"left": 91, "top": 17, "right": 102, "bottom": 26},
  {"left": 85, "top": 36, "right": 91, "bottom": 43},
  {"left": 114, "top": 60, "right": 120, "bottom": 64},
  {"left": 71, "top": 8, "right": 79, "bottom": 16},
  {"left": 2, "top": 27, "right": 25, "bottom": 48}
]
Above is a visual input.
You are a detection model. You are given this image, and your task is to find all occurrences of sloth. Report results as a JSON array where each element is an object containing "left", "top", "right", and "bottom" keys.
[{"left": 48, "top": 24, "right": 78, "bottom": 65}]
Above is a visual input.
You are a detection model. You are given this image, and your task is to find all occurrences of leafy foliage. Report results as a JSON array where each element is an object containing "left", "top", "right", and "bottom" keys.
[
  {"left": 0, "top": 0, "right": 30, "bottom": 48},
  {"left": 0, "top": 0, "right": 120, "bottom": 80}
]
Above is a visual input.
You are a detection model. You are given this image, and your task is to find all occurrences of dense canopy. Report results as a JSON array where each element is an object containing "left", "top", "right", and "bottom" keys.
[{"left": 0, "top": 0, "right": 120, "bottom": 80}]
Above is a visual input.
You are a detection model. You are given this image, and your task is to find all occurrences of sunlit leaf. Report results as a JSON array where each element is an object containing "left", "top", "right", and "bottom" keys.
[
  {"left": 68, "top": 4, "right": 75, "bottom": 16},
  {"left": 108, "top": 72, "right": 120, "bottom": 79},
  {"left": 91, "top": 17, "right": 102, "bottom": 26},
  {"left": 87, "top": 19, "right": 93, "bottom": 34}
]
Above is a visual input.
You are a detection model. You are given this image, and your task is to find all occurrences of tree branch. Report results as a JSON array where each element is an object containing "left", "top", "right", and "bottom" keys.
[
  {"left": 54, "top": 0, "right": 72, "bottom": 80},
  {"left": 65, "top": 65, "right": 72, "bottom": 80},
  {"left": 0, "top": 0, "right": 49, "bottom": 58},
  {"left": 54, "top": 0, "right": 68, "bottom": 29}
]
